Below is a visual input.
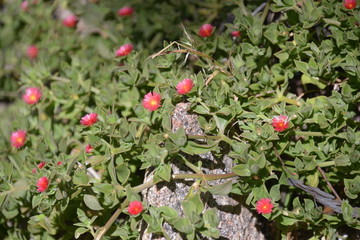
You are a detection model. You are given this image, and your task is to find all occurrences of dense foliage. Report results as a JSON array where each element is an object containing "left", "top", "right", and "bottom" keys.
[{"left": 0, "top": 0, "right": 359, "bottom": 239}]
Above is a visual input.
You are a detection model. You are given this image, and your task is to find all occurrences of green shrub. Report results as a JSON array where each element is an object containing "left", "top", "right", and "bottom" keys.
[{"left": 0, "top": 0, "right": 359, "bottom": 239}]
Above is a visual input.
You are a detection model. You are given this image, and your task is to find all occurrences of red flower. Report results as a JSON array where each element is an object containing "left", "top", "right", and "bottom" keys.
[
  {"left": 23, "top": 87, "right": 42, "bottom": 104},
  {"left": 142, "top": 92, "right": 161, "bottom": 111},
  {"left": 198, "top": 24, "right": 214, "bottom": 37},
  {"left": 231, "top": 31, "right": 241, "bottom": 38},
  {"left": 256, "top": 198, "right": 274, "bottom": 214},
  {"left": 118, "top": 6, "right": 134, "bottom": 16},
  {"left": 80, "top": 113, "right": 98, "bottom": 126},
  {"left": 26, "top": 45, "right": 39, "bottom": 59},
  {"left": 11, "top": 130, "right": 27, "bottom": 148},
  {"left": 85, "top": 144, "right": 93, "bottom": 153},
  {"left": 36, "top": 176, "right": 49, "bottom": 192},
  {"left": 38, "top": 162, "right": 45, "bottom": 169},
  {"left": 62, "top": 15, "right": 78, "bottom": 28},
  {"left": 115, "top": 43, "right": 133, "bottom": 57},
  {"left": 271, "top": 115, "right": 289, "bottom": 132},
  {"left": 56, "top": 161, "right": 63, "bottom": 166},
  {"left": 343, "top": 0, "right": 356, "bottom": 9},
  {"left": 32, "top": 168, "right": 37, "bottom": 174},
  {"left": 21, "top": 1, "right": 29, "bottom": 11},
  {"left": 128, "top": 201, "right": 143, "bottom": 215},
  {"left": 176, "top": 78, "right": 194, "bottom": 95}
]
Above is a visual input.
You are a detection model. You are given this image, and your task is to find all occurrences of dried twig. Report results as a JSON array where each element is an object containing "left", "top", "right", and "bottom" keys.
[{"left": 317, "top": 166, "right": 341, "bottom": 201}]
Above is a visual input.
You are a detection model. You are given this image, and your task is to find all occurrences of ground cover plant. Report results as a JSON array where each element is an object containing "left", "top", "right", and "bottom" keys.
[{"left": 0, "top": 0, "right": 359, "bottom": 239}]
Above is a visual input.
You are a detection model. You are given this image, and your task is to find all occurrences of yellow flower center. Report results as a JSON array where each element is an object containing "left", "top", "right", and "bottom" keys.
[
  {"left": 150, "top": 99, "right": 157, "bottom": 106},
  {"left": 30, "top": 94, "right": 36, "bottom": 101}
]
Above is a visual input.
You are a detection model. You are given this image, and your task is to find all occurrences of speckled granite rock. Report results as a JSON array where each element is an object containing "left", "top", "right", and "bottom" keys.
[{"left": 141, "top": 103, "right": 266, "bottom": 240}]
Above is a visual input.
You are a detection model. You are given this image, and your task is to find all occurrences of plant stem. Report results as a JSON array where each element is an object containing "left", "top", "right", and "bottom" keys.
[
  {"left": 317, "top": 161, "right": 335, "bottom": 168},
  {"left": 172, "top": 172, "right": 237, "bottom": 181},
  {"left": 94, "top": 199, "right": 129, "bottom": 240},
  {"left": 49, "top": 76, "right": 71, "bottom": 82},
  {"left": 277, "top": 95, "right": 301, "bottom": 106},
  {"left": 260, "top": 0, "right": 271, "bottom": 24},
  {"left": 187, "top": 134, "right": 232, "bottom": 144},
  {"left": 187, "top": 134, "right": 221, "bottom": 140},
  {"left": 317, "top": 166, "right": 341, "bottom": 200},
  {"left": 295, "top": 131, "right": 326, "bottom": 137},
  {"left": 323, "top": 18, "right": 341, "bottom": 26},
  {"left": 132, "top": 178, "right": 159, "bottom": 193},
  {"left": 285, "top": 160, "right": 335, "bottom": 168}
]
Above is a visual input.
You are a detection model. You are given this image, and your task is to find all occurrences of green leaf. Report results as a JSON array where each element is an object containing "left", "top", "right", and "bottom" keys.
[
  {"left": 182, "top": 193, "right": 204, "bottom": 216},
  {"left": 116, "top": 163, "right": 130, "bottom": 184},
  {"left": 207, "top": 181, "right": 233, "bottom": 196},
  {"left": 294, "top": 60, "right": 308, "bottom": 74},
  {"left": 269, "top": 184, "right": 281, "bottom": 202},
  {"left": 158, "top": 206, "right": 179, "bottom": 220},
  {"left": 341, "top": 200, "right": 353, "bottom": 222},
  {"left": 168, "top": 127, "right": 187, "bottom": 147},
  {"left": 301, "top": 74, "right": 326, "bottom": 89},
  {"left": 113, "top": 143, "right": 133, "bottom": 154},
  {"left": 73, "top": 170, "right": 90, "bottom": 185},
  {"left": 144, "top": 143, "right": 168, "bottom": 166},
  {"left": 334, "top": 154, "right": 350, "bottom": 167},
  {"left": 278, "top": 215, "right": 299, "bottom": 226},
  {"left": 264, "top": 23, "right": 278, "bottom": 44},
  {"left": 143, "top": 213, "right": 163, "bottom": 233},
  {"left": 232, "top": 164, "right": 251, "bottom": 177},
  {"left": 77, "top": 208, "right": 90, "bottom": 225},
  {"left": 193, "top": 105, "right": 210, "bottom": 114},
  {"left": 344, "top": 176, "right": 360, "bottom": 199},
  {"left": 172, "top": 217, "right": 194, "bottom": 234},
  {"left": 32, "top": 194, "right": 43, "bottom": 209},
  {"left": 155, "top": 164, "right": 171, "bottom": 182},
  {"left": 274, "top": 50, "right": 289, "bottom": 63},
  {"left": 87, "top": 155, "right": 109, "bottom": 166},
  {"left": 203, "top": 208, "right": 220, "bottom": 228},
  {"left": 181, "top": 140, "right": 218, "bottom": 155},
  {"left": 202, "top": 208, "right": 220, "bottom": 238},
  {"left": 75, "top": 227, "right": 89, "bottom": 239},
  {"left": 83, "top": 194, "right": 104, "bottom": 211}
]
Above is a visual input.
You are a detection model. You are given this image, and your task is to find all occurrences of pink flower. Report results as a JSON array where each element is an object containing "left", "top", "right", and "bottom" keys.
[
  {"left": 56, "top": 161, "right": 63, "bottom": 166},
  {"left": 231, "top": 31, "right": 241, "bottom": 38},
  {"left": 85, "top": 144, "right": 93, "bottom": 153},
  {"left": 176, "top": 78, "right": 194, "bottom": 95},
  {"left": 80, "top": 113, "right": 98, "bottom": 126},
  {"left": 128, "top": 201, "right": 143, "bottom": 215},
  {"left": 343, "top": 0, "right": 356, "bottom": 9},
  {"left": 21, "top": 1, "right": 29, "bottom": 11},
  {"left": 256, "top": 198, "right": 274, "bottom": 214},
  {"left": 62, "top": 15, "right": 78, "bottom": 28},
  {"left": 11, "top": 130, "right": 27, "bottom": 148},
  {"left": 32, "top": 168, "right": 37, "bottom": 174},
  {"left": 142, "top": 92, "right": 161, "bottom": 111},
  {"left": 26, "top": 45, "right": 39, "bottom": 59},
  {"left": 198, "top": 24, "right": 214, "bottom": 37},
  {"left": 115, "top": 43, "right": 133, "bottom": 57},
  {"left": 38, "top": 162, "right": 45, "bottom": 169},
  {"left": 36, "top": 176, "right": 49, "bottom": 192},
  {"left": 22, "top": 87, "right": 42, "bottom": 104},
  {"left": 118, "top": 6, "right": 134, "bottom": 16},
  {"left": 271, "top": 115, "right": 289, "bottom": 132}
]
